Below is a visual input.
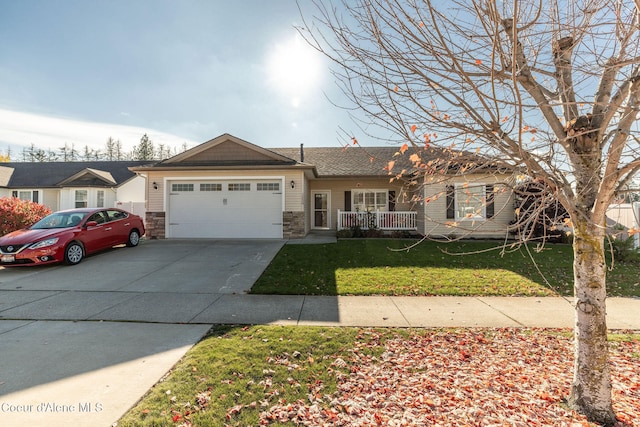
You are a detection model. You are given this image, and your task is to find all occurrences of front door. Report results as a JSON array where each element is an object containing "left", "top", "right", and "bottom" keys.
[{"left": 312, "top": 191, "right": 330, "bottom": 229}]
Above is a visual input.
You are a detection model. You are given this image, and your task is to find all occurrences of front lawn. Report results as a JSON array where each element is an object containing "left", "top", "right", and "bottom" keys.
[
  {"left": 252, "top": 239, "right": 639, "bottom": 297},
  {"left": 117, "top": 326, "right": 640, "bottom": 426}
]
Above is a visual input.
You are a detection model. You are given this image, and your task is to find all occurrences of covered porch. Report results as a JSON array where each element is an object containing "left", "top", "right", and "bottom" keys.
[{"left": 337, "top": 210, "right": 418, "bottom": 231}]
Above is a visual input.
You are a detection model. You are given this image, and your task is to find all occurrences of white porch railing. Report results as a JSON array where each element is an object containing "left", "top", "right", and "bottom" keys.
[{"left": 337, "top": 210, "right": 417, "bottom": 231}]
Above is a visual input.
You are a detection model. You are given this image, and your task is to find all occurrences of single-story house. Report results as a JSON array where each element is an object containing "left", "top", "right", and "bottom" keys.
[
  {"left": 0, "top": 161, "right": 150, "bottom": 216},
  {"left": 130, "top": 134, "right": 516, "bottom": 240}
]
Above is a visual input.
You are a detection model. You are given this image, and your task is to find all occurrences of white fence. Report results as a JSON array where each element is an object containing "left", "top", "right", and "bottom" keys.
[
  {"left": 115, "top": 201, "right": 146, "bottom": 222},
  {"left": 337, "top": 210, "right": 417, "bottom": 231},
  {"left": 607, "top": 202, "right": 640, "bottom": 248}
]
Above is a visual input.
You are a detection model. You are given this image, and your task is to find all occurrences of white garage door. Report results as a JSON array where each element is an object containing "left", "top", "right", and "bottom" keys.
[{"left": 168, "top": 180, "right": 283, "bottom": 238}]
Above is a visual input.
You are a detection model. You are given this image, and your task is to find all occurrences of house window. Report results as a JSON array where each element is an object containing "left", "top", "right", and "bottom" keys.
[
  {"left": 12, "top": 190, "right": 39, "bottom": 203},
  {"left": 446, "top": 184, "right": 495, "bottom": 220},
  {"left": 172, "top": 183, "right": 194, "bottom": 192},
  {"left": 352, "top": 190, "right": 388, "bottom": 212},
  {"left": 229, "top": 183, "right": 250, "bottom": 191},
  {"left": 97, "top": 190, "right": 105, "bottom": 208},
  {"left": 200, "top": 183, "right": 222, "bottom": 191},
  {"left": 257, "top": 183, "right": 280, "bottom": 191},
  {"left": 75, "top": 190, "right": 88, "bottom": 208}
]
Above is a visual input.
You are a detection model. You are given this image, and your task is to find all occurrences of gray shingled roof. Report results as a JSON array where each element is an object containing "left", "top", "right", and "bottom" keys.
[
  {"left": 271, "top": 146, "right": 423, "bottom": 177},
  {"left": 0, "top": 161, "right": 153, "bottom": 188}
]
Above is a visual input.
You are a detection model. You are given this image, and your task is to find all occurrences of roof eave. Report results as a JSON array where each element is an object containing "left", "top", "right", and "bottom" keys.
[{"left": 129, "top": 164, "right": 316, "bottom": 172}]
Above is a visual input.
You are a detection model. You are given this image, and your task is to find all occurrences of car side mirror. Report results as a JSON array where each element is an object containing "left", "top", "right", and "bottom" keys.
[{"left": 85, "top": 221, "right": 98, "bottom": 227}]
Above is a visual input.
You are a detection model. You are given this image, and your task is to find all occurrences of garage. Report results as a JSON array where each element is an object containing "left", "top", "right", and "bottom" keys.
[{"left": 167, "top": 179, "right": 283, "bottom": 238}]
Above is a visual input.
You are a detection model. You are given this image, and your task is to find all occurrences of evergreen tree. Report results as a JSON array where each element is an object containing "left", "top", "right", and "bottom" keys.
[{"left": 132, "top": 133, "right": 155, "bottom": 160}]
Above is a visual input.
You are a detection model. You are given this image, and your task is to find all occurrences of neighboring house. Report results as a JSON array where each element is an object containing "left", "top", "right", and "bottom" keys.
[
  {"left": 130, "top": 133, "right": 516, "bottom": 240},
  {"left": 0, "top": 161, "right": 151, "bottom": 216}
]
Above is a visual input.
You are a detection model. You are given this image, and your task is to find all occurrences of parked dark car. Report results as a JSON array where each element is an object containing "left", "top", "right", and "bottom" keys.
[{"left": 0, "top": 208, "right": 145, "bottom": 266}]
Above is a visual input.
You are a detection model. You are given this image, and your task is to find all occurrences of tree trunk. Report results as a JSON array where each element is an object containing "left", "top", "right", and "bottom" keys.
[{"left": 568, "top": 220, "right": 617, "bottom": 426}]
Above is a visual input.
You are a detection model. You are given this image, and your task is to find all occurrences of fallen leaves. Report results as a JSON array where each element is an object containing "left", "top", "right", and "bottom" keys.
[{"left": 256, "top": 329, "right": 639, "bottom": 426}]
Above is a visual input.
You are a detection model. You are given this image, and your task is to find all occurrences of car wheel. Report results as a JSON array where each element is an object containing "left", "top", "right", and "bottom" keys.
[
  {"left": 126, "top": 229, "right": 140, "bottom": 247},
  {"left": 64, "top": 242, "right": 84, "bottom": 265}
]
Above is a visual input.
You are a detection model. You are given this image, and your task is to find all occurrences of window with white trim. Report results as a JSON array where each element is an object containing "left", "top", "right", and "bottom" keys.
[
  {"left": 75, "top": 190, "right": 88, "bottom": 208},
  {"left": 446, "top": 184, "right": 495, "bottom": 220},
  {"left": 12, "top": 190, "right": 39, "bottom": 203},
  {"left": 352, "top": 190, "right": 388, "bottom": 212},
  {"left": 97, "top": 190, "right": 105, "bottom": 208}
]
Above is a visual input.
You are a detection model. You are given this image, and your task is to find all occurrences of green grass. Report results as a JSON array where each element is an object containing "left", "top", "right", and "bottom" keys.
[
  {"left": 117, "top": 326, "right": 395, "bottom": 427},
  {"left": 252, "top": 239, "right": 640, "bottom": 297},
  {"left": 117, "top": 326, "right": 639, "bottom": 427}
]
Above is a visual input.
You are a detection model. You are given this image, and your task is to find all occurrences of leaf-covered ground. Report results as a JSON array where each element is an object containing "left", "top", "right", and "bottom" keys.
[
  {"left": 120, "top": 327, "right": 639, "bottom": 427},
  {"left": 256, "top": 329, "right": 639, "bottom": 426}
]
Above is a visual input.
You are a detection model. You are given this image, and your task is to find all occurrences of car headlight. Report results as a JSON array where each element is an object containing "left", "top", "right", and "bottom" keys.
[{"left": 29, "top": 238, "right": 59, "bottom": 249}]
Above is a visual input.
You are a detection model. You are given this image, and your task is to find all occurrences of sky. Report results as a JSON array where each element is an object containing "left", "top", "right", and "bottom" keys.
[{"left": 0, "top": 0, "right": 359, "bottom": 158}]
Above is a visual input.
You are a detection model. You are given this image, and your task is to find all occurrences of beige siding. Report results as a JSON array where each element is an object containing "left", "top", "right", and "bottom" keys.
[
  {"left": 302, "top": 176, "right": 311, "bottom": 234},
  {"left": 145, "top": 168, "right": 515, "bottom": 238},
  {"left": 190, "top": 140, "right": 281, "bottom": 163},
  {"left": 422, "top": 174, "right": 515, "bottom": 238},
  {"left": 0, "top": 166, "right": 14, "bottom": 186}
]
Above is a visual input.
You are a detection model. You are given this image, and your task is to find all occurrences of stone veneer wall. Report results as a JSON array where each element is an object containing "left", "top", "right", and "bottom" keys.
[
  {"left": 283, "top": 211, "right": 305, "bottom": 239},
  {"left": 145, "top": 212, "right": 166, "bottom": 239}
]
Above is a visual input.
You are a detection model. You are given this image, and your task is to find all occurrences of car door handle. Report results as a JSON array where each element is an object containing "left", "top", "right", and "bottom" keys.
[
  {"left": 124, "top": 222, "right": 130, "bottom": 226},
  {"left": 105, "top": 227, "right": 112, "bottom": 231}
]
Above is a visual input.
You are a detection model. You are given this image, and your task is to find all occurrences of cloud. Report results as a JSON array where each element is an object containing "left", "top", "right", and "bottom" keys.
[{"left": 0, "top": 109, "right": 197, "bottom": 155}]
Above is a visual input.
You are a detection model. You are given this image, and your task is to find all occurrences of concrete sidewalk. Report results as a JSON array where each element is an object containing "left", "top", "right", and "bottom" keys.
[
  {"left": 188, "top": 294, "right": 640, "bottom": 330},
  {"left": 2, "top": 289, "right": 638, "bottom": 329}
]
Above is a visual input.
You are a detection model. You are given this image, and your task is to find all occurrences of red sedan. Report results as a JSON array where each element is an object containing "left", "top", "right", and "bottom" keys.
[{"left": 0, "top": 208, "right": 145, "bottom": 266}]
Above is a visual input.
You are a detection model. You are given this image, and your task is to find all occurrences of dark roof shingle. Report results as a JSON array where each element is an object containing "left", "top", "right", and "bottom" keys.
[
  {"left": 271, "top": 146, "right": 422, "bottom": 177},
  {"left": 1, "top": 161, "right": 152, "bottom": 188}
]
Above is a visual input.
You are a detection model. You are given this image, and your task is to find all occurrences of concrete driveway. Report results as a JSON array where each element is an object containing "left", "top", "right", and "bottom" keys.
[
  {"left": 0, "top": 239, "right": 284, "bottom": 427},
  {"left": 0, "top": 239, "right": 285, "bottom": 323}
]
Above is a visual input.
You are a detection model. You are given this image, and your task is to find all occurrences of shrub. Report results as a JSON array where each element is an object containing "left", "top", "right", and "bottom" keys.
[
  {"left": 336, "top": 229, "right": 353, "bottom": 238},
  {"left": 0, "top": 197, "right": 51, "bottom": 236},
  {"left": 510, "top": 179, "right": 569, "bottom": 243},
  {"left": 350, "top": 224, "right": 366, "bottom": 238},
  {"left": 364, "top": 228, "right": 383, "bottom": 238},
  {"left": 609, "top": 235, "right": 640, "bottom": 263}
]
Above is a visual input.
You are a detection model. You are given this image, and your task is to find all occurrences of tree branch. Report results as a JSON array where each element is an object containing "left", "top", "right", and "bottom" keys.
[
  {"left": 501, "top": 18, "right": 567, "bottom": 142},
  {"left": 593, "top": 73, "right": 640, "bottom": 223}
]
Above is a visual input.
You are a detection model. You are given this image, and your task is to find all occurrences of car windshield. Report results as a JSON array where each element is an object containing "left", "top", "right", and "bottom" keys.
[{"left": 31, "top": 212, "right": 90, "bottom": 229}]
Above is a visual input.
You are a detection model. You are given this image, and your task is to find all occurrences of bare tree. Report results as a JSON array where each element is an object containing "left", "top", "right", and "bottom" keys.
[
  {"left": 59, "top": 142, "right": 79, "bottom": 162},
  {"left": 114, "top": 138, "right": 124, "bottom": 160},
  {"left": 301, "top": 0, "right": 640, "bottom": 424},
  {"left": 82, "top": 145, "right": 102, "bottom": 161},
  {"left": 22, "top": 143, "right": 48, "bottom": 162},
  {"left": 104, "top": 137, "right": 118, "bottom": 161}
]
